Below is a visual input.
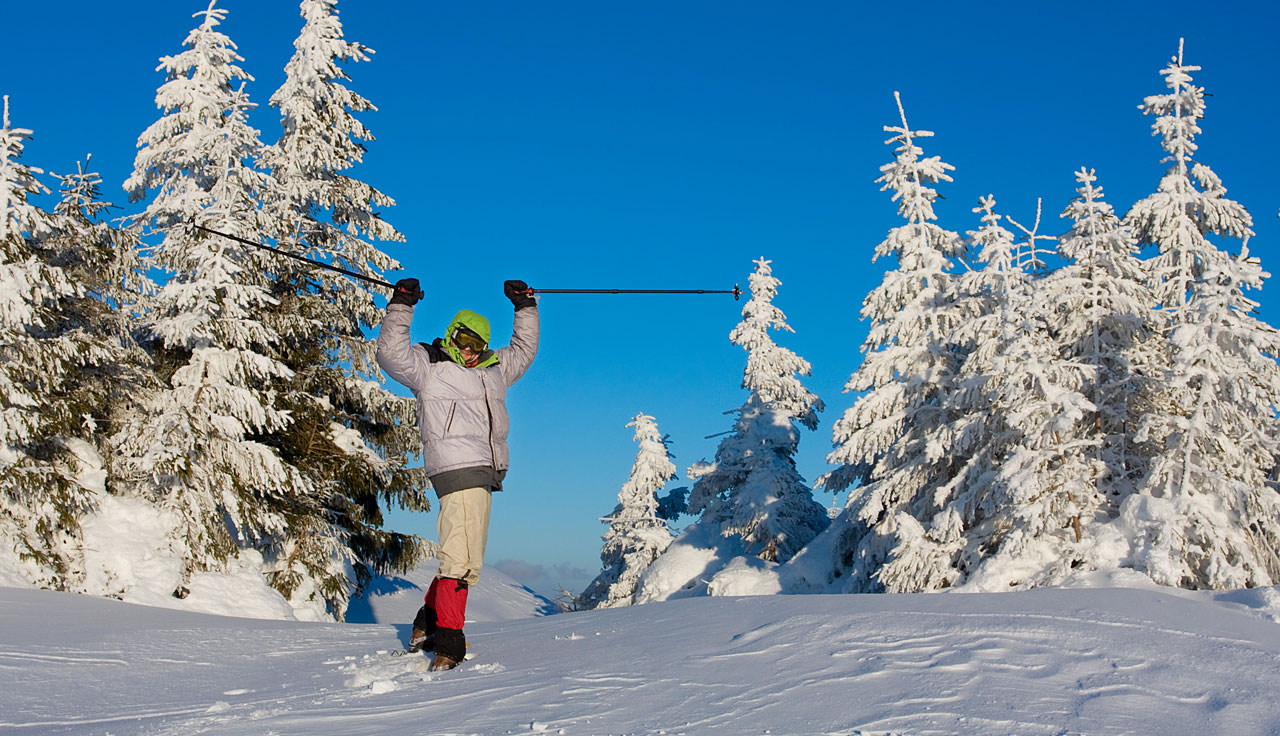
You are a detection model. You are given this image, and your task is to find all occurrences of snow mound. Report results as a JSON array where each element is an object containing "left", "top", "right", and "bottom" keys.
[
  {"left": 79, "top": 495, "right": 303, "bottom": 620},
  {"left": 633, "top": 522, "right": 745, "bottom": 602}
]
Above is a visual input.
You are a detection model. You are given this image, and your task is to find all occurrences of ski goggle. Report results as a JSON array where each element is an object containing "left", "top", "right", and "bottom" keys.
[{"left": 451, "top": 327, "right": 487, "bottom": 353}]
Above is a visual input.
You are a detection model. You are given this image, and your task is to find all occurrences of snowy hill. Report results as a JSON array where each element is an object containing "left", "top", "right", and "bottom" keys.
[
  {"left": 4, "top": 584, "right": 1280, "bottom": 735},
  {"left": 346, "top": 560, "right": 559, "bottom": 625}
]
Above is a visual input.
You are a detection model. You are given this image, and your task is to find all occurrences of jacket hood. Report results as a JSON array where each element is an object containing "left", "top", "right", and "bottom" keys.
[
  {"left": 443, "top": 309, "right": 498, "bottom": 368},
  {"left": 447, "top": 309, "right": 491, "bottom": 344}
]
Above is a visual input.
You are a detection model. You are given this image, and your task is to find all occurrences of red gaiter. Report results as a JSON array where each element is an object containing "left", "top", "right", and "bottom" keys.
[{"left": 431, "top": 576, "right": 469, "bottom": 630}]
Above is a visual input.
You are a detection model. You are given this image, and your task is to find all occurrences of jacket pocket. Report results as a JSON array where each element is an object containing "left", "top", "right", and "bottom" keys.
[{"left": 444, "top": 402, "right": 457, "bottom": 434}]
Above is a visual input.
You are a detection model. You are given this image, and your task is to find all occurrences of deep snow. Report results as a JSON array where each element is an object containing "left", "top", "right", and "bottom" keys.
[{"left": 4, "top": 570, "right": 1280, "bottom": 735}]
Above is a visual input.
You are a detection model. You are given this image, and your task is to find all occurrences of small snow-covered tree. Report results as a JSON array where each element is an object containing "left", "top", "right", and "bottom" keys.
[
  {"left": 1121, "top": 41, "right": 1280, "bottom": 589},
  {"left": 810, "top": 94, "right": 965, "bottom": 590},
  {"left": 40, "top": 158, "right": 155, "bottom": 506},
  {"left": 579, "top": 413, "right": 676, "bottom": 609},
  {"left": 257, "top": 0, "right": 426, "bottom": 611},
  {"left": 686, "top": 258, "right": 827, "bottom": 563},
  {"left": 47, "top": 159, "right": 152, "bottom": 346}
]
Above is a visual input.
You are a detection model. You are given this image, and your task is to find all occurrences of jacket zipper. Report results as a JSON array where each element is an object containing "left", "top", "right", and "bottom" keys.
[
  {"left": 482, "top": 372, "right": 497, "bottom": 466},
  {"left": 445, "top": 402, "right": 457, "bottom": 433}
]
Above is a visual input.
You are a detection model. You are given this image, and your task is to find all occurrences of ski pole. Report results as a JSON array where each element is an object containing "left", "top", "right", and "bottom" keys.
[
  {"left": 194, "top": 224, "right": 741, "bottom": 302},
  {"left": 528, "top": 286, "right": 743, "bottom": 300},
  {"left": 191, "top": 223, "right": 396, "bottom": 290}
]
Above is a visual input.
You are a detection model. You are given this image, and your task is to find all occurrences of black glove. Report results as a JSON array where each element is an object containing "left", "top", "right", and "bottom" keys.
[
  {"left": 390, "top": 277, "right": 423, "bottom": 307},
  {"left": 504, "top": 280, "right": 537, "bottom": 311}
]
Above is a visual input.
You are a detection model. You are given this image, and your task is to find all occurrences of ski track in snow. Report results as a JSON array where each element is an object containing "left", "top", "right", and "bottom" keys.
[{"left": 4, "top": 586, "right": 1280, "bottom": 735}]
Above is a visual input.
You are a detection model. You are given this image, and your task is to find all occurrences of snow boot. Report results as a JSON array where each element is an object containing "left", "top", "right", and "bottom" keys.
[
  {"left": 408, "top": 601, "right": 438, "bottom": 653},
  {"left": 430, "top": 652, "right": 460, "bottom": 671},
  {"left": 409, "top": 627, "right": 434, "bottom": 654},
  {"left": 432, "top": 627, "right": 466, "bottom": 670}
]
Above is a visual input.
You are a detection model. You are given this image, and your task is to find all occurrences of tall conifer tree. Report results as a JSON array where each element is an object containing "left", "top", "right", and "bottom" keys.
[
  {"left": 0, "top": 98, "right": 98, "bottom": 589},
  {"left": 940, "top": 201, "right": 1102, "bottom": 590},
  {"left": 40, "top": 159, "right": 155, "bottom": 558},
  {"left": 258, "top": 0, "right": 426, "bottom": 611},
  {"left": 858, "top": 195, "right": 1021, "bottom": 592},
  {"left": 812, "top": 94, "right": 965, "bottom": 591},
  {"left": 1045, "top": 169, "right": 1157, "bottom": 506},
  {"left": 1123, "top": 42, "right": 1280, "bottom": 588},
  {"left": 115, "top": 2, "right": 334, "bottom": 610}
]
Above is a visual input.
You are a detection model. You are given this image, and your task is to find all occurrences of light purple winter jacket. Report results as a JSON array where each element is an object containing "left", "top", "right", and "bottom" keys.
[{"left": 376, "top": 303, "right": 539, "bottom": 478}]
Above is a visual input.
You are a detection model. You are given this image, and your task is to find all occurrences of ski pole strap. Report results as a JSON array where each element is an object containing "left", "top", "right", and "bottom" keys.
[
  {"left": 529, "top": 286, "right": 742, "bottom": 300},
  {"left": 191, "top": 223, "right": 396, "bottom": 290}
]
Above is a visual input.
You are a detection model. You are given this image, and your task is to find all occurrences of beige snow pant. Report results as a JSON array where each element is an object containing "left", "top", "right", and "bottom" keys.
[{"left": 436, "top": 486, "right": 492, "bottom": 586}]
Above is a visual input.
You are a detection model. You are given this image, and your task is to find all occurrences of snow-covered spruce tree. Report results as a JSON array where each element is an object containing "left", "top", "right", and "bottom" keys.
[
  {"left": 1127, "top": 250, "right": 1280, "bottom": 588},
  {"left": 686, "top": 257, "right": 827, "bottom": 563},
  {"left": 805, "top": 94, "right": 965, "bottom": 592},
  {"left": 842, "top": 192, "right": 1101, "bottom": 593},
  {"left": 578, "top": 413, "right": 676, "bottom": 609},
  {"left": 115, "top": 2, "right": 345, "bottom": 613},
  {"left": 0, "top": 98, "right": 103, "bottom": 589},
  {"left": 1121, "top": 42, "right": 1280, "bottom": 588},
  {"left": 1125, "top": 40, "right": 1251, "bottom": 324},
  {"left": 257, "top": 0, "right": 426, "bottom": 611},
  {"left": 847, "top": 195, "right": 1018, "bottom": 593},
  {"left": 917, "top": 198, "right": 1103, "bottom": 591},
  {"left": 46, "top": 159, "right": 152, "bottom": 350},
  {"left": 36, "top": 159, "right": 156, "bottom": 551},
  {"left": 1043, "top": 169, "right": 1158, "bottom": 507}
]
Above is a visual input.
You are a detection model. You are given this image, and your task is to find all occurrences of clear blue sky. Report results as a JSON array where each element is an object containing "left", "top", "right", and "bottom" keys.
[{"left": 5, "top": 1, "right": 1279, "bottom": 596}]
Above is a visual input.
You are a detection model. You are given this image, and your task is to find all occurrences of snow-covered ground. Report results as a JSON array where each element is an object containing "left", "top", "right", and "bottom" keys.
[{"left": 5, "top": 572, "right": 1280, "bottom": 735}]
